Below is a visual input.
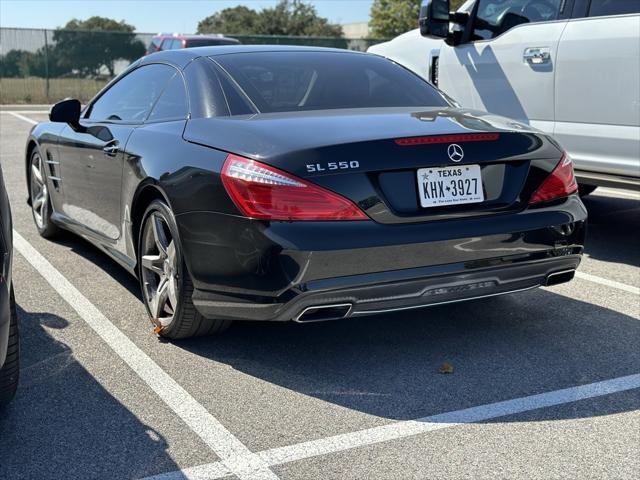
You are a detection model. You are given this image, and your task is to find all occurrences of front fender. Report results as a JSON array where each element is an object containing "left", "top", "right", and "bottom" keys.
[{"left": 24, "top": 122, "right": 66, "bottom": 203}]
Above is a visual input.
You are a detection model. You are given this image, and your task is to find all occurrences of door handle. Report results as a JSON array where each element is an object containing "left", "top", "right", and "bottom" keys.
[
  {"left": 523, "top": 47, "right": 551, "bottom": 65},
  {"left": 102, "top": 141, "right": 120, "bottom": 156}
]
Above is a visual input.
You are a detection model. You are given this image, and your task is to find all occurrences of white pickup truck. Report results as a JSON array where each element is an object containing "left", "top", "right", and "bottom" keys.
[{"left": 369, "top": 0, "right": 640, "bottom": 193}]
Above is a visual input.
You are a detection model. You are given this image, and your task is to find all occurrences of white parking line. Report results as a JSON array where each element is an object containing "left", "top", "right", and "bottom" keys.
[
  {"left": 13, "top": 230, "right": 279, "bottom": 480},
  {"left": 146, "top": 373, "right": 640, "bottom": 480},
  {"left": 1, "top": 110, "right": 50, "bottom": 115},
  {"left": 5, "top": 112, "right": 38, "bottom": 125},
  {"left": 575, "top": 271, "right": 640, "bottom": 295}
]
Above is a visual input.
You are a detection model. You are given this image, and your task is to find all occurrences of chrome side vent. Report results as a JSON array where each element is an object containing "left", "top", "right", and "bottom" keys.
[
  {"left": 428, "top": 48, "right": 440, "bottom": 87},
  {"left": 431, "top": 56, "right": 439, "bottom": 86},
  {"left": 45, "top": 149, "right": 62, "bottom": 190}
]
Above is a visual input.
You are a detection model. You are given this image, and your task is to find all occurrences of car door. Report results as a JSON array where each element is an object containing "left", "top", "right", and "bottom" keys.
[
  {"left": 57, "top": 63, "right": 176, "bottom": 240},
  {"left": 554, "top": 0, "right": 640, "bottom": 178},
  {"left": 436, "top": 0, "right": 573, "bottom": 130}
]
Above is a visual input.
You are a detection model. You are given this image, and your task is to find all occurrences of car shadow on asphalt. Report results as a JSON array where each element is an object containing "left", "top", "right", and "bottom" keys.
[
  {"left": 581, "top": 194, "right": 639, "bottom": 267},
  {"left": 45, "top": 228, "right": 142, "bottom": 299},
  {"left": 177, "top": 287, "right": 640, "bottom": 422},
  {"left": 0, "top": 306, "right": 178, "bottom": 480}
]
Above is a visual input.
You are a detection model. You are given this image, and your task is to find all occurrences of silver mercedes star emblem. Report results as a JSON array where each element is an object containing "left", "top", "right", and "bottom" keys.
[{"left": 447, "top": 144, "right": 464, "bottom": 162}]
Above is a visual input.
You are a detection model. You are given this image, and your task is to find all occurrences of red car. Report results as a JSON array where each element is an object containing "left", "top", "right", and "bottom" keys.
[{"left": 146, "top": 34, "right": 240, "bottom": 54}]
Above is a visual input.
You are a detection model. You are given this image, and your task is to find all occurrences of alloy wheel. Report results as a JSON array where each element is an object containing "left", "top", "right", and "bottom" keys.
[
  {"left": 140, "top": 212, "right": 179, "bottom": 327},
  {"left": 30, "top": 152, "right": 48, "bottom": 229}
]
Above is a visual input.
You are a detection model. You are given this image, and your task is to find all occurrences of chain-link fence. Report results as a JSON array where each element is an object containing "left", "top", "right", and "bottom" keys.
[{"left": 0, "top": 27, "right": 388, "bottom": 104}]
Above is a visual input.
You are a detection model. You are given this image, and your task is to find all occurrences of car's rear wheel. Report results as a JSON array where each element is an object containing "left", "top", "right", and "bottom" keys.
[
  {"left": 138, "top": 200, "right": 231, "bottom": 339},
  {"left": 0, "top": 287, "right": 19, "bottom": 408},
  {"left": 29, "top": 148, "right": 59, "bottom": 238}
]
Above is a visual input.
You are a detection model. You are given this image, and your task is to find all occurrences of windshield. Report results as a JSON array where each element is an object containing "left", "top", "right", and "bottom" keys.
[{"left": 212, "top": 51, "right": 449, "bottom": 114}]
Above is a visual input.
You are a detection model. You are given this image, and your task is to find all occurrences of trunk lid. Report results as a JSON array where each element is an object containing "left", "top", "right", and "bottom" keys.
[{"left": 184, "top": 107, "right": 563, "bottom": 223}]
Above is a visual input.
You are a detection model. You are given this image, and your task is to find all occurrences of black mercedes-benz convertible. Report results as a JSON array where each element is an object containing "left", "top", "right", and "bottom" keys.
[{"left": 25, "top": 46, "right": 586, "bottom": 339}]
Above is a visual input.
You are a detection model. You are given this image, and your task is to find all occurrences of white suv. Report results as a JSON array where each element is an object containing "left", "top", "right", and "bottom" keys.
[{"left": 369, "top": 0, "right": 640, "bottom": 193}]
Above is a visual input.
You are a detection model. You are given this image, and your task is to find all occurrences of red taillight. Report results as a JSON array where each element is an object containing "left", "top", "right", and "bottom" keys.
[
  {"left": 221, "top": 154, "right": 368, "bottom": 221},
  {"left": 529, "top": 153, "right": 578, "bottom": 204}
]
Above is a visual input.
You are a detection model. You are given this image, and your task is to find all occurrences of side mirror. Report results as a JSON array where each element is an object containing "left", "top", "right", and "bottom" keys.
[
  {"left": 49, "top": 98, "right": 81, "bottom": 126},
  {"left": 419, "top": 0, "right": 451, "bottom": 38}
]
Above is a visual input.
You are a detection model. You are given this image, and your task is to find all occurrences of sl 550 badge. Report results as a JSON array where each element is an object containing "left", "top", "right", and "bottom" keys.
[{"left": 306, "top": 161, "right": 360, "bottom": 173}]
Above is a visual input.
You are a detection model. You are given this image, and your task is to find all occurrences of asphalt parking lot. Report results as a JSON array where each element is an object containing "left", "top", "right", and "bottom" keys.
[{"left": 0, "top": 108, "right": 639, "bottom": 480}]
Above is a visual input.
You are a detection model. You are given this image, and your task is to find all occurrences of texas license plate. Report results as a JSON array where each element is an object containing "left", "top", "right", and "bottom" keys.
[{"left": 417, "top": 165, "right": 484, "bottom": 208}]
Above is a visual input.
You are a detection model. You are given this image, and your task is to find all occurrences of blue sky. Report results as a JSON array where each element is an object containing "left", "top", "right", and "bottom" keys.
[{"left": 0, "top": 0, "right": 375, "bottom": 33}]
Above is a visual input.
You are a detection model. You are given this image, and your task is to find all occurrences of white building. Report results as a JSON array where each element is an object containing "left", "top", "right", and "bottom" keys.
[{"left": 341, "top": 22, "right": 370, "bottom": 39}]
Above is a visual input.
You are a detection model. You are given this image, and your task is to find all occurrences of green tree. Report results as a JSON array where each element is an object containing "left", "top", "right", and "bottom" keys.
[
  {"left": 259, "top": 0, "right": 343, "bottom": 36},
  {"left": 197, "top": 6, "right": 261, "bottom": 34},
  {"left": 370, "top": 0, "right": 467, "bottom": 38},
  {"left": 370, "top": 0, "right": 421, "bottom": 38},
  {"left": 0, "top": 48, "right": 64, "bottom": 78},
  {"left": 197, "top": 0, "right": 343, "bottom": 37},
  {"left": 0, "top": 50, "right": 31, "bottom": 77},
  {"left": 52, "top": 16, "right": 145, "bottom": 77}
]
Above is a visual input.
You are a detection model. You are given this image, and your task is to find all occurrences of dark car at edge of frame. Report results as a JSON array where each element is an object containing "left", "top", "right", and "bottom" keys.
[
  {"left": 24, "top": 46, "right": 587, "bottom": 339},
  {"left": 0, "top": 165, "right": 18, "bottom": 407}
]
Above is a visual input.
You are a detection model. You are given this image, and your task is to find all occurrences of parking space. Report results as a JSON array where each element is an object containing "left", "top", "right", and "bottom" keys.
[
  {"left": 577, "top": 192, "right": 640, "bottom": 289},
  {"left": 1, "top": 111, "right": 639, "bottom": 479}
]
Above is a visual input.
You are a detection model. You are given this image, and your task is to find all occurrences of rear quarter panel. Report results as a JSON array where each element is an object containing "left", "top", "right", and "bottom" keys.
[{"left": 120, "top": 120, "right": 237, "bottom": 263}]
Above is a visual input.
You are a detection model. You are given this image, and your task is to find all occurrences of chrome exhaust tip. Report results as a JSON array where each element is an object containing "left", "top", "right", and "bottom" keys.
[
  {"left": 546, "top": 269, "right": 576, "bottom": 286},
  {"left": 294, "top": 303, "right": 353, "bottom": 323}
]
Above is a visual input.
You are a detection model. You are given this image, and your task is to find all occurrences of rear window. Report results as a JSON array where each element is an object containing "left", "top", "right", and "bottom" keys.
[
  {"left": 212, "top": 51, "right": 449, "bottom": 114},
  {"left": 185, "top": 38, "right": 239, "bottom": 48}
]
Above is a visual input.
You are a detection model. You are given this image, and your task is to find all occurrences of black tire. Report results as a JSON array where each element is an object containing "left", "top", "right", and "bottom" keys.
[
  {"left": 578, "top": 184, "right": 597, "bottom": 197},
  {"left": 137, "top": 199, "right": 231, "bottom": 339},
  {"left": 0, "top": 287, "right": 19, "bottom": 408},
  {"left": 29, "top": 147, "right": 60, "bottom": 238}
]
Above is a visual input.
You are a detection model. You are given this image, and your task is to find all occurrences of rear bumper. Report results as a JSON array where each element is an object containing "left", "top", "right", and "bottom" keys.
[
  {"left": 191, "top": 254, "right": 581, "bottom": 322},
  {"left": 176, "top": 195, "right": 587, "bottom": 322}
]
